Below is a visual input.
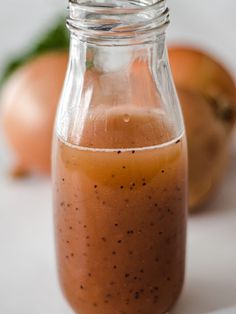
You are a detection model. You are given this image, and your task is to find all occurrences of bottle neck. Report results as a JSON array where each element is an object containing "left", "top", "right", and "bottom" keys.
[
  {"left": 67, "top": 0, "right": 169, "bottom": 46},
  {"left": 57, "top": 2, "right": 185, "bottom": 146}
]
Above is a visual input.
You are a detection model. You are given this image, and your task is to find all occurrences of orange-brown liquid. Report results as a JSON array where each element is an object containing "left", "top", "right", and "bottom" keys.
[{"left": 53, "top": 107, "right": 187, "bottom": 314}]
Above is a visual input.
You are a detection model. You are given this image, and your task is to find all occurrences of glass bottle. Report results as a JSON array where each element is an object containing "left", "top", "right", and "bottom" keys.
[{"left": 52, "top": 1, "right": 188, "bottom": 314}]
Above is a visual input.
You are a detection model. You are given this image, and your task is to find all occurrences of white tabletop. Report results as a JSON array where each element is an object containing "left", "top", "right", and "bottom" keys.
[{"left": 0, "top": 1, "right": 236, "bottom": 313}]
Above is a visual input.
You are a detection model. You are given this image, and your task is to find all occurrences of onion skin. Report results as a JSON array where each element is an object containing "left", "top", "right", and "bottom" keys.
[
  {"left": 0, "top": 52, "right": 68, "bottom": 175},
  {"left": 178, "top": 89, "right": 229, "bottom": 210},
  {"left": 168, "top": 46, "right": 236, "bottom": 210},
  {"left": 169, "top": 46, "right": 236, "bottom": 133}
]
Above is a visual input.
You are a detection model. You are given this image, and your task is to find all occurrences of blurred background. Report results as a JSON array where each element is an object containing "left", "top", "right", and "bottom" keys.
[{"left": 0, "top": 0, "right": 236, "bottom": 313}]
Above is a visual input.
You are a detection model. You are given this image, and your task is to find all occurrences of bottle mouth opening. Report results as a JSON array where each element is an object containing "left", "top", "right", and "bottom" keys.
[
  {"left": 67, "top": 0, "right": 169, "bottom": 44},
  {"left": 69, "top": 0, "right": 166, "bottom": 14}
]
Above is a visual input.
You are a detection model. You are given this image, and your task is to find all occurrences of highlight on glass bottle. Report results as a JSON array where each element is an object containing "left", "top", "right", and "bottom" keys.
[{"left": 52, "top": 1, "right": 188, "bottom": 314}]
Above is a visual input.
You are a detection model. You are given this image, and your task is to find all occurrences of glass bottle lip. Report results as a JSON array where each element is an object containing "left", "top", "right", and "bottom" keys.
[{"left": 67, "top": 0, "right": 169, "bottom": 44}]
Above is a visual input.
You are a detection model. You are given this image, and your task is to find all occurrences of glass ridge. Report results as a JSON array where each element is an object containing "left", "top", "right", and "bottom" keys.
[{"left": 67, "top": 0, "right": 170, "bottom": 42}]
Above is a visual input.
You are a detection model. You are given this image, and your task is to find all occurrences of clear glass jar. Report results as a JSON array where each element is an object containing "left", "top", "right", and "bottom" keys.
[{"left": 52, "top": 1, "right": 187, "bottom": 314}]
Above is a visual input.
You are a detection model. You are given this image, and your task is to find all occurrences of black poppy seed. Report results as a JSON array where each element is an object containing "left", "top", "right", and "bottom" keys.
[
  {"left": 159, "top": 231, "right": 163, "bottom": 235},
  {"left": 132, "top": 150, "right": 135, "bottom": 154},
  {"left": 80, "top": 285, "right": 84, "bottom": 289},
  {"left": 140, "top": 269, "right": 144, "bottom": 273},
  {"left": 83, "top": 225, "right": 87, "bottom": 228},
  {"left": 134, "top": 292, "right": 140, "bottom": 299},
  {"left": 129, "top": 251, "right": 133, "bottom": 255},
  {"left": 102, "top": 201, "right": 106, "bottom": 205},
  {"left": 88, "top": 273, "right": 92, "bottom": 277},
  {"left": 75, "top": 207, "right": 79, "bottom": 211},
  {"left": 114, "top": 223, "right": 118, "bottom": 227},
  {"left": 125, "top": 273, "right": 130, "bottom": 278},
  {"left": 154, "top": 203, "right": 158, "bottom": 207},
  {"left": 122, "top": 166, "right": 126, "bottom": 169},
  {"left": 66, "top": 240, "right": 70, "bottom": 244},
  {"left": 161, "top": 170, "right": 165, "bottom": 173},
  {"left": 167, "top": 277, "right": 171, "bottom": 281},
  {"left": 102, "top": 237, "right": 106, "bottom": 242},
  {"left": 62, "top": 178, "right": 65, "bottom": 182},
  {"left": 142, "top": 182, "right": 146, "bottom": 186},
  {"left": 117, "top": 150, "right": 121, "bottom": 154},
  {"left": 113, "top": 265, "right": 117, "bottom": 269},
  {"left": 71, "top": 253, "right": 74, "bottom": 257},
  {"left": 117, "top": 240, "right": 122, "bottom": 244},
  {"left": 127, "top": 230, "right": 134, "bottom": 234},
  {"left": 134, "top": 276, "right": 137, "bottom": 280},
  {"left": 94, "top": 185, "right": 97, "bottom": 189},
  {"left": 112, "top": 251, "right": 116, "bottom": 255},
  {"left": 120, "top": 185, "right": 124, "bottom": 189},
  {"left": 154, "top": 286, "right": 159, "bottom": 291},
  {"left": 176, "top": 139, "right": 181, "bottom": 144},
  {"left": 69, "top": 226, "right": 73, "bottom": 230},
  {"left": 111, "top": 174, "right": 115, "bottom": 178}
]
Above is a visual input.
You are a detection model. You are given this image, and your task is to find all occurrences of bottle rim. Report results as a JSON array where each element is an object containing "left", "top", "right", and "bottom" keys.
[{"left": 67, "top": 0, "right": 169, "bottom": 44}]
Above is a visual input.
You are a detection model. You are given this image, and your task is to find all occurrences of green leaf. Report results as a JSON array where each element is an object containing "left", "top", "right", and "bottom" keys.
[{"left": 0, "top": 17, "right": 69, "bottom": 86}]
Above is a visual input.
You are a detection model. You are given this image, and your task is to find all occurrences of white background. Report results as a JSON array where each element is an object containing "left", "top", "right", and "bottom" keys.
[{"left": 0, "top": 1, "right": 236, "bottom": 314}]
